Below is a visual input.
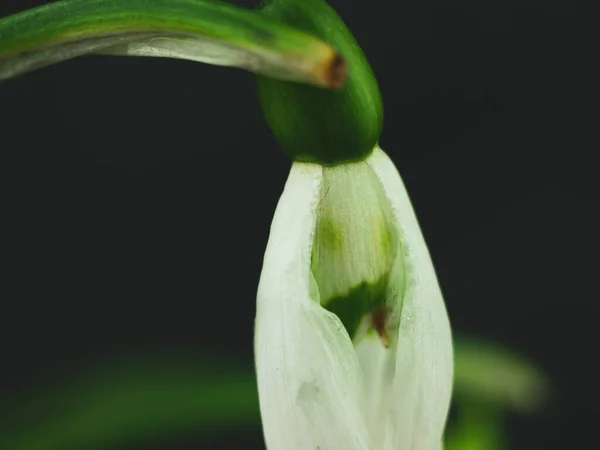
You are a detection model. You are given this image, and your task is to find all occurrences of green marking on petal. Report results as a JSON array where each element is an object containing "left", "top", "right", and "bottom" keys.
[
  {"left": 324, "top": 277, "right": 390, "bottom": 341},
  {"left": 318, "top": 216, "right": 343, "bottom": 253}
]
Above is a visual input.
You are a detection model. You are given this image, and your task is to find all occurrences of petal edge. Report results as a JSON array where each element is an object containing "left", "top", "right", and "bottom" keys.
[{"left": 367, "top": 148, "right": 453, "bottom": 450}]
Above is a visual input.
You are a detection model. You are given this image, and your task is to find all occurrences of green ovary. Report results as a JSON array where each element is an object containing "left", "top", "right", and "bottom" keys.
[{"left": 310, "top": 160, "right": 404, "bottom": 342}]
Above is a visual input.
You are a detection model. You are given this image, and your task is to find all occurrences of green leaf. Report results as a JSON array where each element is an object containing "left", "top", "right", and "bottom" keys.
[
  {"left": 453, "top": 336, "right": 550, "bottom": 413},
  {"left": 446, "top": 337, "right": 549, "bottom": 450},
  {"left": 0, "top": 338, "right": 549, "bottom": 450},
  {"left": 444, "top": 404, "right": 506, "bottom": 450},
  {"left": 0, "top": 355, "right": 260, "bottom": 450},
  {"left": 0, "top": 0, "right": 347, "bottom": 87}
]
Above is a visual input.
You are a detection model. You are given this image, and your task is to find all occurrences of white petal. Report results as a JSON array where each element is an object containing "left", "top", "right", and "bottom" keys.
[
  {"left": 255, "top": 162, "right": 372, "bottom": 450},
  {"left": 367, "top": 148, "right": 454, "bottom": 450},
  {"left": 355, "top": 335, "right": 396, "bottom": 449}
]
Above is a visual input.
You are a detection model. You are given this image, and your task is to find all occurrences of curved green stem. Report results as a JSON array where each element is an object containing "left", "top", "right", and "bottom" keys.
[{"left": 0, "top": 0, "right": 346, "bottom": 87}]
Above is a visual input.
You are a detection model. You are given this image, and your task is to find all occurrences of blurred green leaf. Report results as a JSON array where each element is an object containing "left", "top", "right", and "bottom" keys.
[
  {"left": 0, "top": 337, "right": 549, "bottom": 450},
  {"left": 0, "top": 356, "right": 260, "bottom": 450},
  {"left": 446, "top": 336, "right": 550, "bottom": 450},
  {"left": 453, "top": 335, "right": 550, "bottom": 413},
  {"left": 444, "top": 404, "right": 505, "bottom": 450}
]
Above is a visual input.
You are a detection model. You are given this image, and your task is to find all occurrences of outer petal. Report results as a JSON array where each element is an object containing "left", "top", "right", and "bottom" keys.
[
  {"left": 255, "top": 162, "right": 372, "bottom": 450},
  {"left": 367, "top": 148, "right": 454, "bottom": 450}
]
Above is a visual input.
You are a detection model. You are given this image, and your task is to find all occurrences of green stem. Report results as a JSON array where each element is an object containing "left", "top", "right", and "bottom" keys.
[{"left": 0, "top": 0, "right": 346, "bottom": 87}]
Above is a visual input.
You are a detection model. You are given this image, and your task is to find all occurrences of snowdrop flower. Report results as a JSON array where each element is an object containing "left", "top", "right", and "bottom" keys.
[{"left": 254, "top": 1, "right": 453, "bottom": 449}]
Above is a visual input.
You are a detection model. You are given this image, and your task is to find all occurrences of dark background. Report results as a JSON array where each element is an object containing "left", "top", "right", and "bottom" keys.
[{"left": 0, "top": 1, "right": 594, "bottom": 449}]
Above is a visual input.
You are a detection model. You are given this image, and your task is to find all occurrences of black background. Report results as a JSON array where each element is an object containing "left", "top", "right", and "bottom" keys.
[{"left": 0, "top": 1, "right": 595, "bottom": 449}]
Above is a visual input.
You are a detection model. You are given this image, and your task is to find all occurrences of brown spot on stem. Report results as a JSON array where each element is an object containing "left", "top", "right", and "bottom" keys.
[
  {"left": 325, "top": 52, "right": 348, "bottom": 89},
  {"left": 312, "top": 47, "right": 347, "bottom": 89}
]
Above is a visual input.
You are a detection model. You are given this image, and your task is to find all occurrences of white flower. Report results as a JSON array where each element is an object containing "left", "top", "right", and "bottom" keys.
[{"left": 254, "top": 146, "right": 453, "bottom": 450}]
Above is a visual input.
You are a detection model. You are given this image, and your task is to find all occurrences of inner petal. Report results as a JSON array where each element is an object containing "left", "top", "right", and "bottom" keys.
[
  {"left": 310, "top": 161, "right": 403, "bottom": 341},
  {"left": 355, "top": 333, "right": 397, "bottom": 449}
]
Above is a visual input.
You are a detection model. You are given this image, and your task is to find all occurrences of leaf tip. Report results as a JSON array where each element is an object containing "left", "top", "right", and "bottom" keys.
[{"left": 321, "top": 51, "right": 347, "bottom": 89}]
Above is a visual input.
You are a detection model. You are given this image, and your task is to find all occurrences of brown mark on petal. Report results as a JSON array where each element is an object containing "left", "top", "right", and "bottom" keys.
[{"left": 371, "top": 306, "right": 391, "bottom": 348}]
